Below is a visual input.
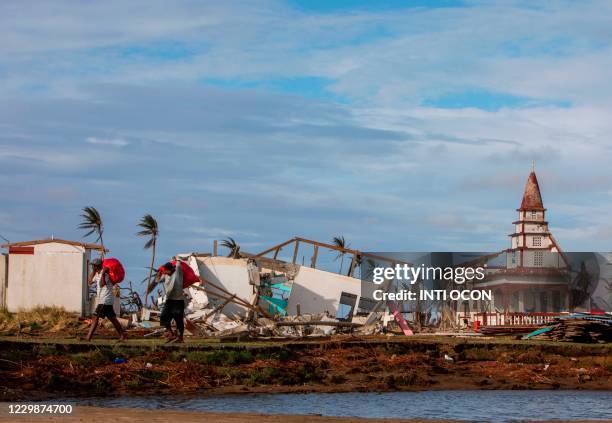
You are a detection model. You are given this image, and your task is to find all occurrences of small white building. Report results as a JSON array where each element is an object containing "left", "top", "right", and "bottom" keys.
[{"left": 1, "top": 238, "right": 106, "bottom": 316}]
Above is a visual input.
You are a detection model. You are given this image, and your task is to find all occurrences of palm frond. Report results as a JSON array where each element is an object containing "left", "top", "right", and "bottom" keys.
[
  {"left": 332, "top": 235, "right": 348, "bottom": 260},
  {"left": 79, "top": 206, "right": 103, "bottom": 242},
  {"left": 220, "top": 237, "right": 240, "bottom": 258},
  {"left": 332, "top": 236, "right": 346, "bottom": 249},
  {"left": 220, "top": 237, "right": 237, "bottom": 249},
  {"left": 136, "top": 214, "right": 158, "bottom": 250}
]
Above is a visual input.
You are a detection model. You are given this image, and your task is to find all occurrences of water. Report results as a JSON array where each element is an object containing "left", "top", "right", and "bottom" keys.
[{"left": 70, "top": 391, "right": 612, "bottom": 422}]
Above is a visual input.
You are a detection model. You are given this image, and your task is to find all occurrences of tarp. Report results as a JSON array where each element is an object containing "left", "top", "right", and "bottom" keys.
[{"left": 260, "top": 295, "right": 288, "bottom": 316}]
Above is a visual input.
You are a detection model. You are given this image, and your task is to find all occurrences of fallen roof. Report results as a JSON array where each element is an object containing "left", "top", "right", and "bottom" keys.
[{"left": 1, "top": 238, "right": 108, "bottom": 252}]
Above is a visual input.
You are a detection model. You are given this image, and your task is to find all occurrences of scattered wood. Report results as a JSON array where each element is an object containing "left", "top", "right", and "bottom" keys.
[{"left": 531, "top": 318, "right": 611, "bottom": 343}]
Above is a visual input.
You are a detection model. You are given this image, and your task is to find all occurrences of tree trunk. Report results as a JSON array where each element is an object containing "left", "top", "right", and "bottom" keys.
[
  {"left": 145, "top": 239, "right": 156, "bottom": 307},
  {"left": 99, "top": 232, "right": 105, "bottom": 259}
]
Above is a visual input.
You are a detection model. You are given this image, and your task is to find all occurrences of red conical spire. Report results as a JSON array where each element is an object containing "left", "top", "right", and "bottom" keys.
[{"left": 519, "top": 171, "right": 545, "bottom": 211}]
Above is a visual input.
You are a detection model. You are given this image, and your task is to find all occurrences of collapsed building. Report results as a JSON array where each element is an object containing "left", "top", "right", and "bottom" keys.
[{"left": 138, "top": 237, "right": 414, "bottom": 338}]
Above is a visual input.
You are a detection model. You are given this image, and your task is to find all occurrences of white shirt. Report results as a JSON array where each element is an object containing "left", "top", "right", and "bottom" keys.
[
  {"left": 94, "top": 272, "right": 114, "bottom": 306},
  {"left": 163, "top": 262, "right": 185, "bottom": 300}
]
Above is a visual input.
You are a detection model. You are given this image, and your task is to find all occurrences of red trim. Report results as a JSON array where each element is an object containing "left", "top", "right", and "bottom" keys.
[
  {"left": 509, "top": 232, "right": 550, "bottom": 237},
  {"left": 9, "top": 246, "right": 34, "bottom": 254}
]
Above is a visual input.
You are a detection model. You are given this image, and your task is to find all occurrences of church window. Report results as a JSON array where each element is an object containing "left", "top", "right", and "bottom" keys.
[
  {"left": 530, "top": 211, "right": 537, "bottom": 219},
  {"left": 534, "top": 251, "right": 543, "bottom": 267},
  {"left": 533, "top": 236, "right": 542, "bottom": 247}
]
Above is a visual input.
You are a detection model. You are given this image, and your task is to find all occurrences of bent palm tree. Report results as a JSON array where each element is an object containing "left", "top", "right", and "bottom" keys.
[
  {"left": 137, "top": 214, "right": 159, "bottom": 306},
  {"left": 79, "top": 206, "right": 104, "bottom": 253},
  {"left": 221, "top": 237, "right": 240, "bottom": 258},
  {"left": 332, "top": 236, "right": 348, "bottom": 273}
]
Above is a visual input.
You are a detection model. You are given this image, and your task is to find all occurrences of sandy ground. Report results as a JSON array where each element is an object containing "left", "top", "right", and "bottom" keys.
[
  {"left": 0, "top": 406, "right": 605, "bottom": 423},
  {"left": 0, "top": 406, "right": 456, "bottom": 423}
]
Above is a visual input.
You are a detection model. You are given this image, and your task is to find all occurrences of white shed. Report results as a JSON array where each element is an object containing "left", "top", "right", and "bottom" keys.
[{"left": 1, "top": 238, "right": 106, "bottom": 316}]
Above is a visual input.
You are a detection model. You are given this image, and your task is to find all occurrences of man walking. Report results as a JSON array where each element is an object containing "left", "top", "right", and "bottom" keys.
[
  {"left": 158, "top": 260, "right": 185, "bottom": 342},
  {"left": 86, "top": 258, "right": 127, "bottom": 341}
]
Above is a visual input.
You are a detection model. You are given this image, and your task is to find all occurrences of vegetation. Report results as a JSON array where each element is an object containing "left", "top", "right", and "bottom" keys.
[
  {"left": 221, "top": 237, "right": 241, "bottom": 258},
  {"left": 137, "top": 214, "right": 159, "bottom": 304},
  {"left": 78, "top": 206, "right": 105, "bottom": 252},
  {"left": 0, "top": 306, "right": 76, "bottom": 334},
  {"left": 332, "top": 235, "right": 348, "bottom": 273}
]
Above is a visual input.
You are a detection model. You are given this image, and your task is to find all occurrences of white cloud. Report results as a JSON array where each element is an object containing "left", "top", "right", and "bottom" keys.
[{"left": 85, "top": 136, "right": 129, "bottom": 147}]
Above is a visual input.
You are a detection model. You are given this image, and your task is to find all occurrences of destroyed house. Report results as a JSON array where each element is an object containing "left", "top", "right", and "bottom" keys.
[{"left": 177, "top": 237, "right": 396, "bottom": 323}]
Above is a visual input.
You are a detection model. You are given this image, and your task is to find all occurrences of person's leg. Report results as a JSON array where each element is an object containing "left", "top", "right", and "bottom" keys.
[
  {"left": 175, "top": 313, "right": 184, "bottom": 342},
  {"left": 109, "top": 316, "right": 127, "bottom": 340},
  {"left": 86, "top": 316, "right": 100, "bottom": 341},
  {"left": 160, "top": 301, "right": 176, "bottom": 340},
  {"left": 172, "top": 300, "right": 185, "bottom": 342}
]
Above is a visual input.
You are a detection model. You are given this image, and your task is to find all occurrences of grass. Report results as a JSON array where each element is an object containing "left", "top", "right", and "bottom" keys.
[
  {"left": 68, "top": 349, "right": 115, "bottom": 366},
  {"left": 0, "top": 306, "right": 77, "bottom": 334},
  {"left": 185, "top": 349, "right": 255, "bottom": 365}
]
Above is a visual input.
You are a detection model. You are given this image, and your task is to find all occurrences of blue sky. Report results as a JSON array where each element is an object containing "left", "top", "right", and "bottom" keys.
[{"left": 1, "top": 0, "right": 611, "bottom": 283}]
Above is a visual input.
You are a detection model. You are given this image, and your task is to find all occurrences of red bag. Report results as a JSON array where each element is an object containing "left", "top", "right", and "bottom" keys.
[
  {"left": 102, "top": 258, "right": 125, "bottom": 284},
  {"left": 171, "top": 260, "right": 200, "bottom": 288}
]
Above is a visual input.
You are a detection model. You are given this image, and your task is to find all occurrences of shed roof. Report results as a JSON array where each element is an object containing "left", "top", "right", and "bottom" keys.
[{"left": 1, "top": 238, "right": 107, "bottom": 252}]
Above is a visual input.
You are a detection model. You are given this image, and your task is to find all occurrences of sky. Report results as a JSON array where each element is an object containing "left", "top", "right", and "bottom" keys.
[{"left": 1, "top": 0, "right": 611, "bottom": 283}]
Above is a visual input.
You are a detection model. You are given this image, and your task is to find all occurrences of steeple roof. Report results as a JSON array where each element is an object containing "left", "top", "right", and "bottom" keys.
[{"left": 519, "top": 171, "right": 545, "bottom": 211}]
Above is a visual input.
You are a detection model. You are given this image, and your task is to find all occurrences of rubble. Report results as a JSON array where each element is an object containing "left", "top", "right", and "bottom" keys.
[
  {"left": 525, "top": 315, "right": 612, "bottom": 343},
  {"left": 20, "top": 235, "right": 600, "bottom": 343}
]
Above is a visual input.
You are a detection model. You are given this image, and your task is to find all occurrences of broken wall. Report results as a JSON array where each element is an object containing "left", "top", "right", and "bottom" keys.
[
  {"left": 193, "top": 256, "right": 254, "bottom": 318},
  {"left": 286, "top": 266, "right": 365, "bottom": 317}
]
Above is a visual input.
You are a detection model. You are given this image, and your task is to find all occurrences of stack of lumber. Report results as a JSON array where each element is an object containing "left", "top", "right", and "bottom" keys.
[{"left": 532, "top": 318, "right": 611, "bottom": 343}]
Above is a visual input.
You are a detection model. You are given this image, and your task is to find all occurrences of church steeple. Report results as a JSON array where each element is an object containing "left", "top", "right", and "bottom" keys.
[
  {"left": 519, "top": 171, "right": 545, "bottom": 211},
  {"left": 509, "top": 168, "right": 560, "bottom": 268}
]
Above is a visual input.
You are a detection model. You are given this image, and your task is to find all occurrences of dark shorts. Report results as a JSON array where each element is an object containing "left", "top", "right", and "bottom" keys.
[
  {"left": 94, "top": 304, "right": 116, "bottom": 319},
  {"left": 160, "top": 299, "right": 185, "bottom": 326}
]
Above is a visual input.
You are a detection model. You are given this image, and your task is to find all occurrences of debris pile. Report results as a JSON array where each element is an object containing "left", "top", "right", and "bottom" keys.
[{"left": 529, "top": 317, "right": 612, "bottom": 343}]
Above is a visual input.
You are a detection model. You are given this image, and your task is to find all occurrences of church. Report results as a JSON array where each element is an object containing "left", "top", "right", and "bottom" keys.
[{"left": 474, "top": 169, "right": 570, "bottom": 313}]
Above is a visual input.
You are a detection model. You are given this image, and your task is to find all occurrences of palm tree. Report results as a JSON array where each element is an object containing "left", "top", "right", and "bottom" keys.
[
  {"left": 137, "top": 214, "right": 159, "bottom": 306},
  {"left": 332, "top": 235, "right": 348, "bottom": 273},
  {"left": 221, "top": 237, "right": 240, "bottom": 258},
  {"left": 79, "top": 206, "right": 104, "bottom": 253}
]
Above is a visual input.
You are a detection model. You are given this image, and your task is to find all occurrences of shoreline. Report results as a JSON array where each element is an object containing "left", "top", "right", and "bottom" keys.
[
  {"left": 0, "top": 406, "right": 459, "bottom": 423},
  {"left": 0, "top": 404, "right": 606, "bottom": 423},
  {"left": 1, "top": 335, "right": 610, "bottom": 401}
]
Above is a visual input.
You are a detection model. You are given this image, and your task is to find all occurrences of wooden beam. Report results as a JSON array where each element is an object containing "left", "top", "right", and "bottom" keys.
[
  {"left": 310, "top": 245, "right": 319, "bottom": 268},
  {"left": 292, "top": 240, "right": 300, "bottom": 264},
  {"left": 275, "top": 321, "right": 362, "bottom": 328},
  {"left": 256, "top": 238, "right": 296, "bottom": 257},
  {"left": 203, "top": 295, "right": 235, "bottom": 323},
  {"left": 294, "top": 237, "right": 412, "bottom": 266},
  {"left": 347, "top": 255, "right": 357, "bottom": 277},
  {"left": 193, "top": 278, "right": 273, "bottom": 318}
]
